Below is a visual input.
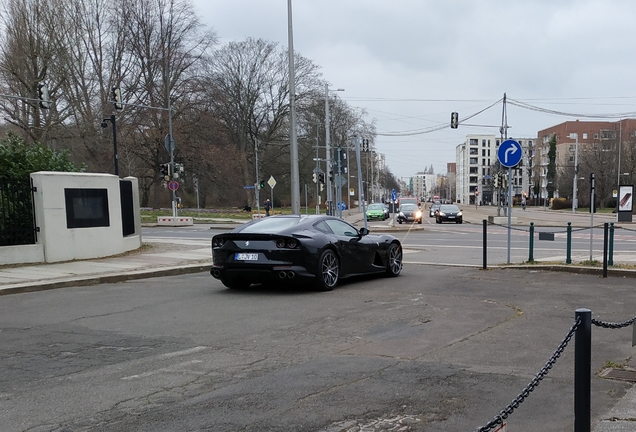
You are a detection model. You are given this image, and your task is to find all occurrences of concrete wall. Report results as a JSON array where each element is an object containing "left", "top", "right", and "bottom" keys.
[{"left": 19, "top": 172, "right": 142, "bottom": 263}]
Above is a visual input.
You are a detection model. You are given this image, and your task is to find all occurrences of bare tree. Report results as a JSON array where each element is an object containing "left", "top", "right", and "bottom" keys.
[{"left": 208, "top": 38, "right": 322, "bottom": 206}]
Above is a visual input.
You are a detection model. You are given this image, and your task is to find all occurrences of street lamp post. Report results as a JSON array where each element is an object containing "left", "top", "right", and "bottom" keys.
[
  {"left": 287, "top": 0, "right": 300, "bottom": 214},
  {"left": 569, "top": 133, "right": 579, "bottom": 213}
]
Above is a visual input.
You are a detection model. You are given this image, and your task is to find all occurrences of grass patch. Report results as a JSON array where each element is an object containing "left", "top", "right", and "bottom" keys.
[{"left": 140, "top": 207, "right": 297, "bottom": 222}]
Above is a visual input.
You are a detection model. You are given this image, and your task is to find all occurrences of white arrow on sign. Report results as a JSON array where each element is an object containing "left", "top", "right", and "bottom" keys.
[{"left": 504, "top": 145, "right": 518, "bottom": 164}]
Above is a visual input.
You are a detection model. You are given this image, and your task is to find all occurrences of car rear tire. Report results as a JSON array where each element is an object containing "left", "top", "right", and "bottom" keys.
[
  {"left": 221, "top": 276, "right": 250, "bottom": 289},
  {"left": 385, "top": 242, "right": 402, "bottom": 277},
  {"left": 315, "top": 249, "right": 339, "bottom": 291}
]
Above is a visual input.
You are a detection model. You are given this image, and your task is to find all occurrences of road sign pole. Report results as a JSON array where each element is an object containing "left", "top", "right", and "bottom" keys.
[
  {"left": 497, "top": 139, "right": 522, "bottom": 265},
  {"left": 507, "top": 168, "right": 512, "bottom": 264}
]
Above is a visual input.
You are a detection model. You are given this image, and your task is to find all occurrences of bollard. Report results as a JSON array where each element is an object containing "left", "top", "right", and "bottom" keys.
[
  {"left": 483, "top": 219, "right": 487, "bottom": 270},
  {"left": 608, "top": 222, "right": 614, "bottom": 266},
  {"left": 528, "top": 222, "right": 534, "bottom": 262},
  {"left": 566, "top": 222, "right": 572, "bottom": 264},
  {"left": 603, "top": 223, "right": 608, "bottom": 278},
  {"left": 574, "top": 308, "right": 591, "bottom": 432}
]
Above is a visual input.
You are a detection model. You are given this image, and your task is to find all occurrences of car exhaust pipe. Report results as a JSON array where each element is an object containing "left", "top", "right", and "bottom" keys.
[
  {"left": 211, "top": 268, "right": 221, "bottom": 278},
  {"left": 278, "top": 271, "right": 287, "bottom": 279},
  {"left": 287, "top": 271, "right": 295, "bottom": 279}
]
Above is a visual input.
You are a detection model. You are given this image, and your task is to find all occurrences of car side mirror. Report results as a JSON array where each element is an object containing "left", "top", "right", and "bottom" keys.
[{"left": 359, "top": 227, "right": 369, "bottom": 236}]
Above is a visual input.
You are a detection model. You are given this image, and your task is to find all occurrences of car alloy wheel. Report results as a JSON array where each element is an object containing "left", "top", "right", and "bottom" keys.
[
  {"left": 316, "top": 249, "right": 339, "bottom": 291},
  {"left": 386, "top": 243, "right": 403, "bottom": 277}
]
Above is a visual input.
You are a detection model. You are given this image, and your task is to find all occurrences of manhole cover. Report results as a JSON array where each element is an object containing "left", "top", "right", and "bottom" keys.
[{"left": 600, "top": 368, "right": 636, "bottom": 382}]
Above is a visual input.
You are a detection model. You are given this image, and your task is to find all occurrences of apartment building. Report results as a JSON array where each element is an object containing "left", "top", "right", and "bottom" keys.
[
  {"left": 456, "top": 135, "right": 534, "bottom": 205},
  {"left": 536, "top": 119, "right": 636, "bottom": 200}
]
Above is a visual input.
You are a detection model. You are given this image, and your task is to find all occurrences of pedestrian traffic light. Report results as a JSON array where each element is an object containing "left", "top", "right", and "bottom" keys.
[
  {"left": 318, "top": 173, "right": 325, "bottom": 184},
  {"left": 112, "top": 87, "right": 123, "bottom": 110},
  {"left": 259, "top": 179, "right": 265, "bottom": 189},
  {"left": 450, "top": 112, "right": 459, "bottom": 129},
  {"left": 37, "top": 83, "right": 50, "bottom": 109},
  {"left": 313, "top": 172, "right": 317, "bottom": 183}
]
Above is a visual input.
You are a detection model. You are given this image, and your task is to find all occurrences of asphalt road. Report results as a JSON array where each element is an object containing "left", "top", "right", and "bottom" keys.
[
  {"left": 1, "top": 266, "right": 634, "bottom": 431},
  {"left": 144, "top": 221, "right": 636, "bottom": 267}
]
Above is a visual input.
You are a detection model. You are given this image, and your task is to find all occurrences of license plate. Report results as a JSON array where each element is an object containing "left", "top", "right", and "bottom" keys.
[
  {"left": 235, "top": 253, "right": 258, "bottom": 261},
  {"left": 448, "top": 216, "right": 455, "bottom": 218}
]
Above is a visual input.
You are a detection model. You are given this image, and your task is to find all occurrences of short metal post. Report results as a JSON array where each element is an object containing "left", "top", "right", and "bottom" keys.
[
  {"left": 482, "top": 219, "right": 487, "bottom": 270},
  {"left": 603, "top": 223, "right": 608, "bottom": 278},
  {"left": 528, "top": 222, "right": 534, "bottom": 262},
  {"left": 566, "top": 222, "right": 572, "bottom": 264},
  {"left": 608, "top": 222, "right": 614, "bottom": 266},
  {"left": 574, "top": 308, "right": 591, "bottom": 432}
]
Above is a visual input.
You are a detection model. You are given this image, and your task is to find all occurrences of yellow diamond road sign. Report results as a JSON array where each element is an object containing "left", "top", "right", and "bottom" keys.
[{"left": 268, "top": 176, "right": 276, "bottom": 189}]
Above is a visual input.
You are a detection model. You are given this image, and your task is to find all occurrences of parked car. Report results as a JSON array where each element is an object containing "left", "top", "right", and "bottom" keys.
[
  {"left": 397, "top": 203, "right": 422, "bottom": 224},
  {"left": 366, "top": 203, "right": 387, "bottom": 221},
  {"left": 429, "top": 203, "right": 441, "bottom": 217},
  {"left": 383, "top": 204, "right": 390, "bottom": 220},
  {"left": 435, "top": 204, "right": 463, "bottom": 224},
  {"left": 210, "top": 215, "right": 403, "bottom": 291}
]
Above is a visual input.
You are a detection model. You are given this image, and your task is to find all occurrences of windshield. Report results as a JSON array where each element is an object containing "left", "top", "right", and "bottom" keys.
[
  {"left": 400, "top": 204, "right": 418, "bottom": 211},
  {"left": 368, "top": 204, "right": 384, "bottom": 210},
  {"left": 240, "top": 217, "right": 299, "bottom": 234},
  {"left": 440, "top": 205, "right": 460, "bottom": 212}
]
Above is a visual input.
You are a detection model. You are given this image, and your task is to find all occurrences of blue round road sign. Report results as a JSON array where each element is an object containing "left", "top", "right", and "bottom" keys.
[
  {"left": 337, "top": 201, "right": 346, "bottom": 211},
  {"left": 391, "top": 189, "right": 397, "bottom": 202},
  {"left": 497, "top": 139, "right": 522, "bottom": 168}
]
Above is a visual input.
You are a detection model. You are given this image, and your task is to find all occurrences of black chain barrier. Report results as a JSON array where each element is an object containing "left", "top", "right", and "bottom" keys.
[
  {"left": 617, "top": 225, "right": 636, "bottom": 233},
  {"left": 473, "top": 317, "right": 581, "bottom": 432},
  {"left": 591, "top": 315, "right": 636, "bottom": 329}
]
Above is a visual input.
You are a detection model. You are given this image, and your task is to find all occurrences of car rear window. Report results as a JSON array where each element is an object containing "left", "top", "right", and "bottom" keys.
[{"left": 240, "top": 217, "right": 299, "bottom": 233}]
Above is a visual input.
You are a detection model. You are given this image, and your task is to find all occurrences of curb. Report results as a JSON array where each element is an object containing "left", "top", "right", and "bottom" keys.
[{"left": 0, "top": 263, "right": 211, "bottom": 296}]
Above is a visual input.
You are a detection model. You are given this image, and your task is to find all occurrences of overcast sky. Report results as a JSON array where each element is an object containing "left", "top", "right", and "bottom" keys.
[{"left": 192, "top": 0, "right": 636, "bottom": 179}]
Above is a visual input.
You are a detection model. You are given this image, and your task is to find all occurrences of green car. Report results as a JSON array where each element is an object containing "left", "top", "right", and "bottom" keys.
[{"left": 366, "top": 203, "right": 387, "bottom": 221}]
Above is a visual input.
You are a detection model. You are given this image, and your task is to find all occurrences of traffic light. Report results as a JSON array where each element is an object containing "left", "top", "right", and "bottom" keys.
[
  {"left": 160, "top": 163, "right": 169, "bottom": 180},
  {"left": 494, "top": 174, "right": 499, "bottom": 188},
  {"left": 450, "top": 112, "right": 459, "bottom": 129},
  {"left": 37, "top": 83, "right": 50, "bottom": 109},
  {"left": 329, "top": 170, "right": 334, "bottom": 182},
  {"left": 313, "top": 172, "right": 317, "bottom": 183},
  {"left": 320, "top": 183, "right": 324, "bottom": 191},
  {"left": 259, "top": 179, "right": 265, "bottom": 189},
  {"left": 111, "top": 87, "right": 123, "bottom": 110},
  {"left": 318, "top": 172, "right": 325, "bottom": 184}
]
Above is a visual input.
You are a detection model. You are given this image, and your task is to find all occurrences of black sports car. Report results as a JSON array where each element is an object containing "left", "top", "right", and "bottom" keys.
[{"left": 210, "top": 215, "right": 403, "bottom": 291}]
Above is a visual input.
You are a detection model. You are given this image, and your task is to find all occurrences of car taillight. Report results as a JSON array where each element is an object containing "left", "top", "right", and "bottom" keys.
[
  {"left": 212, "top": 238, "right": 226, "bottom": 248},
  {"left": 276, "top": 238, "right": 299, "bottom": 249}
]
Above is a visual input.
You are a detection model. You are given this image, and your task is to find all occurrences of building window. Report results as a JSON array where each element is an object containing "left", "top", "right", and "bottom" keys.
[
  {"left": 482, "top": 158, "right": 486, "bottom": 166},
  {"left": 482, "top": 139, "right": 486, "bottom": 147},
  {"left": 470, "top": 158, "right": 478, "bottom": 164},
  {"left": 482, "top": 149, "right": 486, "bottom": 156},
  {"left": 470, "top": 176, "right": 478, "bottom": 183},
  {"left": 569, "top": 156, "right": 574, "bottom": 162},
  {"left": 470, "top": 139, "right": 478, "bottom": 146},
  {"left": 470, "top": 167, "right": 478, "bottom": 174},
  {"left": 470, "top": 148, "right": 478, "bottom": 155}
]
